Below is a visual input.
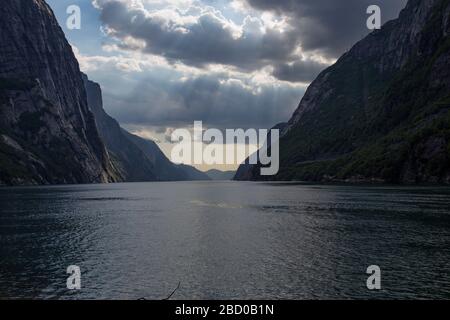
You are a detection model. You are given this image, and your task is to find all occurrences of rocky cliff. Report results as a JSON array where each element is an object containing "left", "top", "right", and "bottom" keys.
[
  {"left": 235, "top": 0, "right": 450, "bottom": 184},
  {"left": 83, "top": 75, "right": 157, "bottom": 182},
  {"left": 83, "top": 75, "right": 210, "bottom": 182},
  {"left": 0, "top": 0, "right": 119, "bottom": 185},
  {"left": 122, "top": 131, "right": 210, "bottom": 181}
]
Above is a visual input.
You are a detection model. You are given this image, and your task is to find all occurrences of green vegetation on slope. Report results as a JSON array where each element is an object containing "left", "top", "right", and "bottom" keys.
[{"left": 266, "top": 0, "right": 450, "bottom": 184}]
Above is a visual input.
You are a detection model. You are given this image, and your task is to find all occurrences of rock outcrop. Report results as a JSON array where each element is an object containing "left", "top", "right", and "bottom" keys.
[
  {"left": 235, "top": 0, "right": 450, "bottom": 184},
  {"left": 83, "top": 75, "right": 210, "bottom": 182},
  {"left": 0, "top": 0, "right": 208, "bottom": 185},
  {"left": 0, "top": 0, "right": 119, "bottom": 185},
  {"left": 83, "top": 75, "right": 157, "bottom": 182}
]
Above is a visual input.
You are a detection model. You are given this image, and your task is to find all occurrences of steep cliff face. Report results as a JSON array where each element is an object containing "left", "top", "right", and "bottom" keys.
[
  {"left": 83, "top": 75, "right": 157, "bottom": 182},
  {"left": 236, "top": 0, "right": 450, "bottom": 184},
  {"left": 0, "top": 0, "right": 119, "bottom": 185},
  {"left": 83, "top": 75, "right": 210, "bottom": 182}
]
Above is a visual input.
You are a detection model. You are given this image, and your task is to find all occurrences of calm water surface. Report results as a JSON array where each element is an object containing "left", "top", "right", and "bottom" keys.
[{"left": 0, "top": 182, "right": 449, "bottom": 299}]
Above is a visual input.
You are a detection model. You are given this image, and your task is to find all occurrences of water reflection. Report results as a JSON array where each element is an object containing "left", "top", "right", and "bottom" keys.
[{"left": 0, "top": 182, "right": 449, "bottom": 299}]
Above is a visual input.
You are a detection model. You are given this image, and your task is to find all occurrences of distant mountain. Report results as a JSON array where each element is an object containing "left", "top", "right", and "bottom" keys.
[
  {"left": 177, "top": 164, "right": 211, "bottom": 181},
  {"left": 83, "top": 75, "right": 210, "bottom": 182},
  {"left": 122, "top": 130, "right": 210, "bottom": 181},
  {"left": 236, "top": 0, "right": 450, "bottom": 184},
  {"left": 0, "top": 0, "right": 119, "bottom": 185},
  {"left": 205, "top": 169, "right": 236, "bottom": 180},
  {"left": 83, "top": 75, "right": 156, "bottom": 181},
  {"left": 234, "top": 122, "right": 286, "bottom": 181}
]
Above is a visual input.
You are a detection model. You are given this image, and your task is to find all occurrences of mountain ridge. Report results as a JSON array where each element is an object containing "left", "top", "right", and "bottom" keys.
[
  {"left": 0, "top": 0, "right": 209, "bottom": 186},
  {"left": 235, "top": 0, "right": 450, "bottom": 184},
  {"left": 83, "top": 74, "right": 210, "bottom": 182}
]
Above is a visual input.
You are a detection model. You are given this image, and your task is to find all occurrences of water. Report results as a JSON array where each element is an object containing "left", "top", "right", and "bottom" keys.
[{"left": 0, "top": 181, "right": 449, "bottom": 300}]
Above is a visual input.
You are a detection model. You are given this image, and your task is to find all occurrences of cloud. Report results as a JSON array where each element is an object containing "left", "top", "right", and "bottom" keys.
[
  {"left": 272, "top": 59, "right": 330, "bottom": 83},
  {"left": 242, "top": 0, "right": 408, "bottom": 57},
  {"left": 95, "top": 0, "right": 297, "bottom": 69},
  {"left": 91, "top": 0, "right": 338, "bottom": 83},
  {"left": 104, "top": 72, "right": 303, "bottom": 130},
  {"left": 64, "top": 0, "right": 409, "bottom": 146},
  {"left": 74, "top": 43, "right": 304, "bottom": 130},
  {"left": 91, "top": 0, "right": 407, "bottom": 81}
]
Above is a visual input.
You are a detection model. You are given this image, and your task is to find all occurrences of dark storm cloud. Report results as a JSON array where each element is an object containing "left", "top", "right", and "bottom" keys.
[
  {"left": 102, "top": 72, "right": 303, "bottom": 130},
  {"left": 244, "top": 0, "right": 408, "bottom": 57},
  {"left": 98, "top": 1, "right": 297, "bottom": 70},
  {"left": 94, "top": 0, "right": 407, "bottom": 82},
  {"left": 272, "top": 60, "right": 329, "bottom": 83},
  {"left": 86, "top": 0, "right": 407, "bottom": 132}
]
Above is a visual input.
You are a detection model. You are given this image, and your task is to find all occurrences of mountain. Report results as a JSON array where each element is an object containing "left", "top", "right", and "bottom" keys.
[
  {"left": 83, "top": 75, "right": 157, "bottom": 181},
  {"left": 122, "top": 130, "right": 210, "bottom": 181},
  {"left": 205, "top": 169, "right": 235, "bottom": 181},
  {"left": 83, "top": 75, "right": 210, "bottom": 182},
  {"left": 235, "top": 0, "right": 450, "bottom": 184},
  {"left": 176, "top": 164, "right": 211, "bottom": 181},
  {"left": 0, "top": 0, "right": 119, "bottom": 185}
]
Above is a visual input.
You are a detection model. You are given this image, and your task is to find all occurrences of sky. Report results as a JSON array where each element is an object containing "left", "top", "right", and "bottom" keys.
[{"left": 46, "top": 0, "right": 408, "bottom": 171}]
